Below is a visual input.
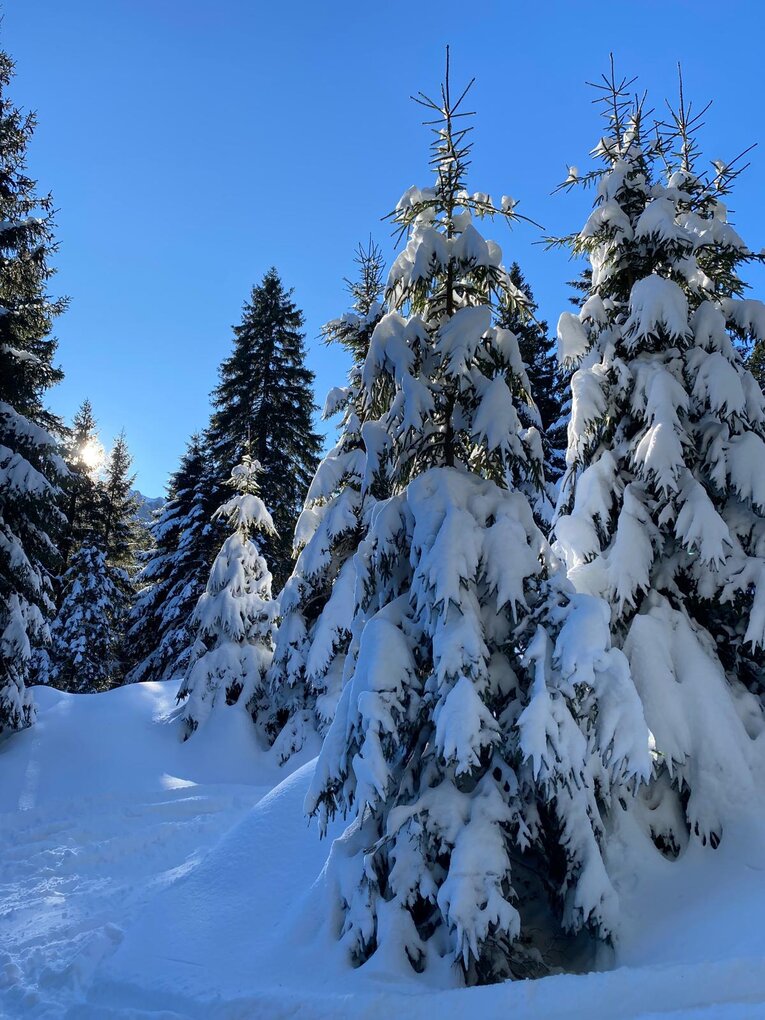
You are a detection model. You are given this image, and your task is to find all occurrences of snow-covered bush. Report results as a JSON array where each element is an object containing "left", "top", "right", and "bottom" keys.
[{"left": 177, "top": 454, "right": 278, "bottom": 738}]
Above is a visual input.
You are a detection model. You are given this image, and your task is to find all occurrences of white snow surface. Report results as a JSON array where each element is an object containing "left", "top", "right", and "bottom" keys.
[{"left": 2, "top": 681, "right": 765, "bottom": 1018}]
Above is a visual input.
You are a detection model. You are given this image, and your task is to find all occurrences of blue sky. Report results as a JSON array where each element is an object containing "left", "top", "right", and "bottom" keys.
[{"left": 6, "top": 0, "right": 765, "bottom": 495}]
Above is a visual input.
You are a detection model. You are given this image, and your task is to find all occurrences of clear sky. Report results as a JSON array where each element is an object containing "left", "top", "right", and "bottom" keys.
[{"left": 5, "top": 0, "right": 765, "bottom": 495}]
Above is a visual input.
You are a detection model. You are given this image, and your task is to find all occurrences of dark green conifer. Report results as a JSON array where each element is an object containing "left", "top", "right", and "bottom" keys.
[
  {"left": 208, "top": 268, "right": 323, "bottom": 590},
  {"left": 127, "top": 434, "right": 223, "bottom": 684},
  {"left": 497, "top": 263, "right": 567, "bottom": 514},
  {"left": 102, "top": 430, "right": 141, "bottom": 569},
  {"left": 47, "top": 542, "right": 123, "bottom": 692},
  {"left": 60, "top": 398, "right": 105, "bottom": 564},
  {"left": 0, "top": 49, "right": 66, "bottom": 734},
  {"left": 48, "top": 430, "right": 142, "bottom": 690}
]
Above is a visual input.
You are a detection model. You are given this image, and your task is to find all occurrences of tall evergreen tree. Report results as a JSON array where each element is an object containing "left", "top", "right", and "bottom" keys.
[
  {"left": 100, "top": 431, "right": 142, "bottom": 683},
  {"left": 306, "top": 64, "right": 649, "bottom": 983},
  {"left": 267, "top": 242, "right": 386, "bottom": 760},
  {"left": 553, "top": 63, "right": 765, "bottom": 853},
  {"left": 46, "top": 422, "right": 146, "bottom": 691},
  {"left": 565, "top": 267, "right": 593, "bottom": 312},
  {"left": 323, "top": 239, "right": 387, "bottom": 359},
  {"left": 497, "top": 263, "right": 567, "bottom": 519},
  {"left": 58, "top": 398, "right": 106, "bottom": 569},
  {"left": 177, "top": 452, "right": 277, "bottom": 738},
  {"left": 747, "top": 341, "right": 765, "bottom": 390},
  {"left": 0, "top": 50, "right": 66, "bottom": 735},
  {"left": 102, "top": 430, "right": 141, "bottom": 569},
  {"left": 47, "top": 542, "right": 123, "bottom": 692},
  {"left": 207, "top": 269, "right": 323, "bottom": 591},
  {"left": 126, "top": 434, "right": 223, "bottom": 684}
]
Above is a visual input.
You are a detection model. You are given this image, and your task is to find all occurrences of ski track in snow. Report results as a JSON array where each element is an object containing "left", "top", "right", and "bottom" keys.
[{"left": 0, "top": 784, "right": 264, "bottom": 1017}]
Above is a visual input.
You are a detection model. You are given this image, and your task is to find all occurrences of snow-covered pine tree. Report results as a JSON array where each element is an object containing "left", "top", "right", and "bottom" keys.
[
  {"left": 747, "top": 337, "right": 765, "bottom": 390},
  {"left": 0, "top": 49, "right": 66, "bottom": 735},
  {"left": 47, "top": 540, "right": 123, "bottom": 692},
  {"left": 102, "top": 430, "right": 141, "bottom": 570},
  {"left": 566, "top": 267, "right": 593, "bottom": 312},
  {"left": 207, "top": 269, "right": 323, "bottom": 591},
  {"left": 306, "top": 60, "right": 650, "bottom": 983},
  {"left": 322, "top": 239, "right": 386, "bottom": 360},
  {"left": 267, "top": 242, "right": 387, "bottom": 761},
  {"left": 99, "top": 430, "right": 141, "bottom": 684},
  {"left": 60, "top": 398, "right": 106, "bottom": 565},
  {"left": 36, "top": 400, "right": 105, "bottom": 688},
  {"left": 126, "top": 434, "right": 223, "bottom": 685},
  {"left": 497, "top": 263, "right": 567, "bottom": 520},
  {"left": 553, "top": 63, "right": 765, "bottom": 851},
  {"left": 177, "top": 452, "right": 278, "bottom": 738},
  {"left": 46, "top": 425, "right": 143, "bottom": 691}
]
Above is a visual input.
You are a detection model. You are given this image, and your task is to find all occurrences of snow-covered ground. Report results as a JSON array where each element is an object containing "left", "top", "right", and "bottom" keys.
[{"left": 2, "top": 682, "right": 765, "bottom": 1018}]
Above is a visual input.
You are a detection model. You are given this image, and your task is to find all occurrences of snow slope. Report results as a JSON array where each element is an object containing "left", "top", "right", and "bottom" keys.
[
  {"left": 0, "top": 682, "right": 316, "bottom": 1018},
  {"left": 2, "top": 683, "right": 765, "bottom": 1018}
]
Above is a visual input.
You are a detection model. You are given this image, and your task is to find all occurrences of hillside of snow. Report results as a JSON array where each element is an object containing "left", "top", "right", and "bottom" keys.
[{"left": 2, "top": 682, "right": 765, "bottom": 1019}]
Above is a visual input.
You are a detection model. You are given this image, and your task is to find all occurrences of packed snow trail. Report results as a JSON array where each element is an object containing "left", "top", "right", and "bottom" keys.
[
  {"left": 0, "top": 682, "right": 314, "bottom": 1018},
  {"left": 2, "top": 683, "right": 765, "bottom": 1018}
]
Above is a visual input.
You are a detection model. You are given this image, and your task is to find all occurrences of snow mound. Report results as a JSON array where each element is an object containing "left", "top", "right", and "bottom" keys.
[{"left": 0, "top": 681, "right": 311, "bottom": 1018}]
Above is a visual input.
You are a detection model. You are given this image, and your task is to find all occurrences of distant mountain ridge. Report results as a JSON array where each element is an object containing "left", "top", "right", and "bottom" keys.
[{"left": 132, "top": 491, "right": 165, "bottom": 524}]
